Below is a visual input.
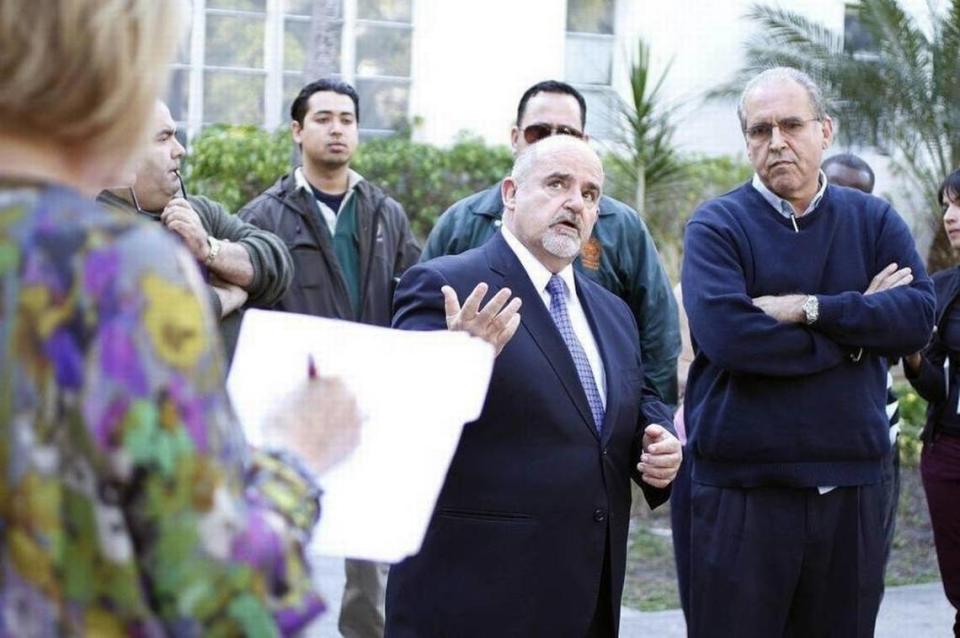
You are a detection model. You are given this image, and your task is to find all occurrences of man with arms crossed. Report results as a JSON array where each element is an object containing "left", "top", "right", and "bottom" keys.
[
  {"left": 681, "top": 67, "right": 934, "bottom": 637},
  {"left": 99, "top": 100, "right": 292, "bottom": 361}
]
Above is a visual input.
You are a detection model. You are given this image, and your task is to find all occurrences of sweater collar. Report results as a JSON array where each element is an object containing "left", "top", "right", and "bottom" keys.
[{"left": 751, "top": 170, "right": 828, "bottom": 219}]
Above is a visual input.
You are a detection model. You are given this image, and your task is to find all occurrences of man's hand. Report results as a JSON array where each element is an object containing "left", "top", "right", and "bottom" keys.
[
  {"left": 903, "top": 352, "right": 922, "bottom": 373},
  {"left": 442, "top": 282, "right": 522, "bottom": 356},
  {"left": 864, "top": 262, "right": 912, "bottom": 295},
  {"left": 211, "top": 281, "right": 248, "bottom": 317},
  {"left": 752, "top": 294, "right": 806, "bottom": 323},
  {"left": 267, "top": 374, "right": 362, "bottom": 476},
  {"left": 637, "top": 424, "right": 682, "bottom": 488},
  {"left": 161, "top": 197, "right": 209, "bottom": 261},
  {"left": 751, "top": 263, "right": 914, "bottom": 324}
]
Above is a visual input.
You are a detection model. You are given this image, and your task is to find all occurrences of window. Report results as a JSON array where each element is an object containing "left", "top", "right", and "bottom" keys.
[
  {"left": 354, "top": 0, "right": 412, "bottom": 136},
  {"left": 169, "top": 0, "right": 411, "bottom": 140},
  {"left": 843, "top": 3, "right": 879, "bottom": 58},
  {"left": 565, "top": 0, "right": 618, "bottom": 141}
]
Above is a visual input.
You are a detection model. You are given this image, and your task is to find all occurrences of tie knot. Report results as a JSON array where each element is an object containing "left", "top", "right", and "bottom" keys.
[{"left": 546, "top": 275, "right": 565, "bottom": 299}]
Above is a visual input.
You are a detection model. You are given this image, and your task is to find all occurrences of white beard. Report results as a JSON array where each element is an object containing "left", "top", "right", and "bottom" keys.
[{"left": 542, "top": 231, "right": 581, "bottom": 260}]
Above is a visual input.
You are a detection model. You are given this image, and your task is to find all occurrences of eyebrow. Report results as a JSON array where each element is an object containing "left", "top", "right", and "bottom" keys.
[
  {"left": 311, "top": 109, "right": 356, "bottom": 117},
  {"left": 157, "top": 126, "right": 176, "bottom": 138}
]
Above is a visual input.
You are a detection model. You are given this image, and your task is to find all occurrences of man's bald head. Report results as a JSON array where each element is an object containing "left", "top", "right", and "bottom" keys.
[{"left": 501, "top": 135, "right": 604, "bottom": 273}]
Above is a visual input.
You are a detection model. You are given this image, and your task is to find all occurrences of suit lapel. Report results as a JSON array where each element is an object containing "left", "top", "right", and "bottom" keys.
[
  {"left": 576, "top": 272, "right": 621, "bottom": 446},
  {"left": 485, "top": 234, "right": 598, "bottom": 440}
]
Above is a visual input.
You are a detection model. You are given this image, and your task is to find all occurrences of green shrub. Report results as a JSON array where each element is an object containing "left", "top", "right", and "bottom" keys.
[
  {"left": 352, "top": 133, "right": 513, "bottom": 239},
  {"left": 185, "top": 125, "right": 292, "bottom": 214},
  {"left": 894, "top": 382, "right": 926, "bottom": 467},
  {"left": 603, "top": 153, "right": 753, "bottom": 281},
  {"left": 184, "top": 125, "right": 513, "bottom": 238}
]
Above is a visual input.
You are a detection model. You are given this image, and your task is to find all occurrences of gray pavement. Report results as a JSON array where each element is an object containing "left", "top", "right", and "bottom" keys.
[{"left": 304, "top": 554, "right": 955, "bottom": 636}]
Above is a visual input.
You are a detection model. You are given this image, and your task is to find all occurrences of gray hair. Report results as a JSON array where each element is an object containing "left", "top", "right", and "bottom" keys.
[{"left": 737, "top": 67, "right": 827, "bottom": 131}]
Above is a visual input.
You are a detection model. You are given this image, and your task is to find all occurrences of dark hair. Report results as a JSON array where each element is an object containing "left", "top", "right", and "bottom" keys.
[
  {"left": 516, "top": 80, "right": 587, "bottom": 128},
  {"left": 822, "top": 152, "right": 875, "bottom": 192},
  {"left": 290, "top": 78, "right": 360, "bottom": 125},
  {"left": 939, "top": 169, "right": 960, "bottom": 206}
]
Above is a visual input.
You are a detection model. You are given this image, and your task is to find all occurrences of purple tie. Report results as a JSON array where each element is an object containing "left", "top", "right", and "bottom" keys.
[{"left": 546, "top": 275, "right": 605, "bottom": 432}]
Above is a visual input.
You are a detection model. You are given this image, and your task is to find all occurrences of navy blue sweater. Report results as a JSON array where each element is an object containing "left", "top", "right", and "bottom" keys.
[{"left": 681, "top": 182, "right": 935, "bottom": 487}]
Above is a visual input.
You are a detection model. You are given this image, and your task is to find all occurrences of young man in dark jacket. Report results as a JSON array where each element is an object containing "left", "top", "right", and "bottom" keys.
[{"left": 239, "top": 79, "right": 420, "bottom": 638}]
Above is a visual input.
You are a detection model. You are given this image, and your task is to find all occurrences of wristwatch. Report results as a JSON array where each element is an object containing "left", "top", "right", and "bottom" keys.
[
  {"left": 801, "top": 295, "right": 819, "bottom": 325},
  {"left": 204, "top": 235, "right": 222, "bottom": 267}
]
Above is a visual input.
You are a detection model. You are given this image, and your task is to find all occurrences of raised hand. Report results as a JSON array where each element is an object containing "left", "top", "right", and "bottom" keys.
[{"left": 442, "top": 282, "right": 522, "bottom": 356}]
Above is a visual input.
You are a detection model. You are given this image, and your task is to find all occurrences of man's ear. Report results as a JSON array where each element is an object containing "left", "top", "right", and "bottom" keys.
[
  {"left": 291, "top": 120, "right": 303, "bottom": 145},
  {"left": 501, "top": 176, "right": 519, "bottom": 212},
  {"left": 820, "top": 114, "right": 834, "bottom": 150},
  {"left": 510, "top": 126, "right": 521, "bottom": 155}
]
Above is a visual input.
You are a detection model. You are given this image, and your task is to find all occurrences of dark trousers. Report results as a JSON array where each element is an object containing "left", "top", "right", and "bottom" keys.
[
  {"left": 921, "top": 437, "right": 960, "bottom": 636},
  {"left": 669, "top": 447, "right": 692, "bottom": 621},
  {"left": 881, "top": 439, "right": 901, "bottom": 576},
  {"left": 689, "top": 482, "right": 886, "bottom": 638}
]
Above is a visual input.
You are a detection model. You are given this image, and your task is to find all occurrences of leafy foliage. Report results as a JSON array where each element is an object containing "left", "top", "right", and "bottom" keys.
[
  {"left": 185, "top": 125, "right": 292, "bottom": 214},
  {"left": 184, "top": 125, "right": 513, "bottom": 238},
  {"left": 605, "top": 154, "right": 753, "bottom": 281},
  {"left": 894, "top": 382, "right": 926, "bottom": 467},
  {"left": 607, "top": 38, "right": 686, "bottom": 217},
  {"left": 352, "top": 133, "right": 513, "bottom": 239},
  {"left": 710, "top": 0, "right": 960, "bottom": 270}
]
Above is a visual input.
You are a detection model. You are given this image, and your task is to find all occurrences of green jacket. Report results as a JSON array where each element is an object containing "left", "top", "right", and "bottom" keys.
[
  {"left": 422, "top": 181, "right": 680, "bottom": 403},
  {"left": 97, "top": 191, "right": 293, "bottom": 361}
]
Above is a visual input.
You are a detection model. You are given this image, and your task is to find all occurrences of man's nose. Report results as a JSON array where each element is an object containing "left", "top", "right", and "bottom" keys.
[
  {"left": 768, "top": 125, "right": 787, "bottom": 150},
  {"left": 566, "top": 188, "right": 585, "bottom": 212},
  {"left": 172, "top": 138, "right": 186, "bottom": 160}
]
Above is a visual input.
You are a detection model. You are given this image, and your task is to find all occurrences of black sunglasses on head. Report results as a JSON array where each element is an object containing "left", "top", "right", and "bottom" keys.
[{"left": 522, "top": 123, "right": 585, "bottom": 145}]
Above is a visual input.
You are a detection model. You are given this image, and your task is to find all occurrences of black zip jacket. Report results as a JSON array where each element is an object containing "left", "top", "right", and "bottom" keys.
[
  {"left": 905, "top": 266, "right": 960, "bottom": 441},
  {"left": 238, "top": 172, "right": 420, "bottom": 326}
]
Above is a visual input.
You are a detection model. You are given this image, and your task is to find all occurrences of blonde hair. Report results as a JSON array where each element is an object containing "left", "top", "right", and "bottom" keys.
[{"left": 0, "top": 0, "right": 182, "bottom": 164}]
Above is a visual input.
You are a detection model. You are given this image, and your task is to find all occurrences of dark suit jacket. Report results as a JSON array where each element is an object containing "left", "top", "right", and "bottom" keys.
[{"left": 385, "top": 233, "right": 674, "bottom": 637}]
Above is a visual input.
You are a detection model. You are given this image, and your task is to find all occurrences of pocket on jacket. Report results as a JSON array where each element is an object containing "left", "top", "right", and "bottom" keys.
[
  {"left": 436, "top": 507, "right": 535, "bottom": 524},
  {"left": 289, "top": 246, "right": 325, "bottom": 287}
]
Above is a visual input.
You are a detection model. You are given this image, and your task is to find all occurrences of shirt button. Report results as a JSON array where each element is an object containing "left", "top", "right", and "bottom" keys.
[{"left": 593, "top": 508, "right": 606, "bottom": 522}]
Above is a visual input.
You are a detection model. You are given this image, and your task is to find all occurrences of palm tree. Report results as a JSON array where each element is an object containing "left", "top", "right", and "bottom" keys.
[
  {"left": 608, "top": 39, "right": 685, "bottom": 249},
  {"left": 710, "top": 0, "right": 960, "bottom": 271}
]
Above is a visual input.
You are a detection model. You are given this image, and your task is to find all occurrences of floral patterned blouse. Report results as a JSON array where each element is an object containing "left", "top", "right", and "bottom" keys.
[{"left": 0, "top": 182, "right": 324, "bottom": 636}]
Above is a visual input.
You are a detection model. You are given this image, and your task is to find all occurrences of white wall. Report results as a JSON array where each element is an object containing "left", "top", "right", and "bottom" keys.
[{"left": 409, "top": 0, "right": 567, "bottom": 147}]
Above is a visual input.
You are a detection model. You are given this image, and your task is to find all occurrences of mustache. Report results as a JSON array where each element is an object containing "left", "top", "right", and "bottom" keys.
[{"left": 550, "top": 211, "right": 582, "bottom": 230}]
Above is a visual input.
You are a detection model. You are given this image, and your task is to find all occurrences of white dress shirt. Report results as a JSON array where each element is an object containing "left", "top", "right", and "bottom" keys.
[{"left": 501, "top": 226, "right": 607, "bottom": 407}]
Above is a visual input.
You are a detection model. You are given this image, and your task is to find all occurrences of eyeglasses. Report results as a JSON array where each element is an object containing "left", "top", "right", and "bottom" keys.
[
  {"left": 745, "top": 117, "right": 821, "bottom": 143},
  {"left": 522, "top": 123, "right": 584, "bottom": 144}
]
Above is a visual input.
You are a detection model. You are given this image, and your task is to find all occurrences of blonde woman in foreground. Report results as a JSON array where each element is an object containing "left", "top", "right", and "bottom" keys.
[{"left": 0, "top": 2, "right": 357, "bottom": 635}]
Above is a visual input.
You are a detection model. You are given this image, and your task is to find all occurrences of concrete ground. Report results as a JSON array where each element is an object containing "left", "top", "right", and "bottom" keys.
[{"left": 304, "top": 554, "right": 955, "bottom": 637}]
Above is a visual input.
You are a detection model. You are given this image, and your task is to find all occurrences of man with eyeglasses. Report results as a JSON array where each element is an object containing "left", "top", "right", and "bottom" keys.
[
  {"left": 680, "top": 67, "right": 934, "bottom": 637},
  {"left": 421, "top": 80, "right": 680, "bottom": 405}
]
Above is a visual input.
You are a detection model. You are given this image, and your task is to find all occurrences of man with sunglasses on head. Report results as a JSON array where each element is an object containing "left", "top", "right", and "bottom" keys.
[
  {"left": 680, "top": 67, "right": 934, "bottom": 637},
  {"left": 421, "top": 80, "right": 680, "bottom": 405}
]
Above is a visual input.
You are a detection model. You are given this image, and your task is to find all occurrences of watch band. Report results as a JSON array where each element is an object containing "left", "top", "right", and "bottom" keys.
[{"left": 204, "top": 236, "right": 221, "bottom": 267}]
